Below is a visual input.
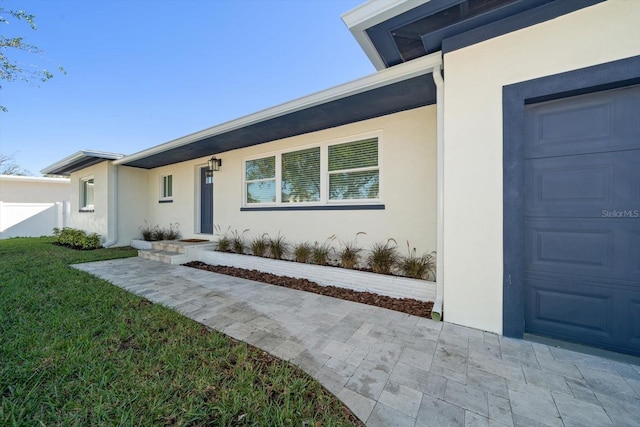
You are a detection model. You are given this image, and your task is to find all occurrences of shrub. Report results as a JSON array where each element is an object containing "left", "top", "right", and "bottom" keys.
[
  {"left": 367, "top": 238, "right": 398, "bottom": 274},
  {"left": 293, "top": 242, "right": 312, "bottom": 263},
  {"left": 267, "top": 232, "right": 288, "bottom": 260},
  {"left": 139, "top": 221, "right": 154, "bottom": 241},
  {"left": 398, "top": 242, "right": 436, "bottom": 280},
  {"left": 52, "top": 227, "right": 102, "bottom": 250},
  {"left": 150, "top": 225, "right": 165, "bottom": 241},
  {"left": 164, "top": 223, "right": 181, "bottom": 240},
  {"left": 138, "top": 222, "right": 180, "bottom": 241},
  {"left": 338, "top": 232, "right": 366, "bottom": 269},
  {"left": 230, "top": 229, "right": 249, "bottom": 254},
  {"left": 214, "top": 225, "right": 232, "bottom": 252},
  {"left": 250, "top": 235, "right": 268, "bottom": 257},
  {"left": 312, "top": 235, "right": 336, "bottom": 266}
]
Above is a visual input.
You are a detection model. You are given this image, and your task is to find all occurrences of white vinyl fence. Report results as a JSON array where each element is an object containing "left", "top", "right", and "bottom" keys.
[{"left": 0, "top": 201, "right": 70, "bottom": 239}]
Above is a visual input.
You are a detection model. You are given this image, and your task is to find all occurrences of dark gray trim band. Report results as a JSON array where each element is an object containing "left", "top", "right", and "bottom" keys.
[
  {"left": 443, "top": 0, "right": 604, "bottom": 54},
  {"left": 240, "top": 204, "right": 385, "bottom": 212},
  {"left": 158, "top": 200, "right": 173, "bottom": 204},
  {"left": 502, "top": 55, "right": 640, "bottom": 338}
]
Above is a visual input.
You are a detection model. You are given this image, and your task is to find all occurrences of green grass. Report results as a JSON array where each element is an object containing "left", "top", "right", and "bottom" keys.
[{"left": 0, "top": 237, "right": 360, "bottom": 426}]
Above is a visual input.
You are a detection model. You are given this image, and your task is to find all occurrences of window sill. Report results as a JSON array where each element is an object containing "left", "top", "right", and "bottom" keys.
[
  {"left": 79, "top": 209, "right": 94, "bottom": 213},
  {"left": 159, "top": 199, "right": 173, "bottom": 204},
  {"left": 240, "top": 204, "right": 384, "bottom": 212}
]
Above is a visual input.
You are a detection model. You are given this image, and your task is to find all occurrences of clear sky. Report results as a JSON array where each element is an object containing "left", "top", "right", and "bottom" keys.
[{"left": 0, "top": 0, "right": 374, "bottom": 176}]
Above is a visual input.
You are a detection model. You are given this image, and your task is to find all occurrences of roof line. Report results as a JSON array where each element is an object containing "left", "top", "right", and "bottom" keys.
[
  {"left": 341, "top": 0, "right": 432, "bottom": 70},
  {"left": 0, "top": 174, "right": 70, "bottom": 183},
  {"left": 41, "top": 150, "right": 124, "bottom": 175},
  {"left": 115, "top": 53, "right": 442, "bottom": 166}
]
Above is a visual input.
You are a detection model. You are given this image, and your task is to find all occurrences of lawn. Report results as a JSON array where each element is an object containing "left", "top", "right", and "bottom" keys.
[{"left": 0, "top": 237, "right": 361, "bottom": 426}]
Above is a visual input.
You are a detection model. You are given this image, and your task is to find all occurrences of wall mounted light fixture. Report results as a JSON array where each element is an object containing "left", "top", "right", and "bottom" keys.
[{"left": 206, "top": 156, "right": 222, "bottom": 177}]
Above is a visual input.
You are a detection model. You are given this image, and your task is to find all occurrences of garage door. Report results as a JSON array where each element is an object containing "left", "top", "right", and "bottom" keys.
[{"left": 524, "top": 85, "right": 640, "bottom": 356}]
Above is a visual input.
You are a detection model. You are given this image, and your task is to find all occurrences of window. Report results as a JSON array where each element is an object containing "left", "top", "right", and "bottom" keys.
[
  {"left": 328, "top": 138, "right": 379, "bottom": 201},
  {"left": 246, "top": 156, "right": 276, "bottom": 204},
  {"left": 161, "top": 174, "right": 173, "bottom": 199},
  {"left": 282, "top": 147, "right": 320, "bottom": 203},
  {"left": 80, "top": 177, "right": 94, "bottom": 211},
  {"left": 243, "top": 135, "right": 380, "bottom": 206}
]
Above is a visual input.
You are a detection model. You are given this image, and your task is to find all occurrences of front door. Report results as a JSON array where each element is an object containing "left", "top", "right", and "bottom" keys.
[{"left": 200, "top": 167, "right": 213, "bottom": 234}]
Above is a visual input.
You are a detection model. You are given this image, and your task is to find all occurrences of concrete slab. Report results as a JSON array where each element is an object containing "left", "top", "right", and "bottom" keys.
[{"left": 73, "top": 257, "right": 640, "bottom": 426}]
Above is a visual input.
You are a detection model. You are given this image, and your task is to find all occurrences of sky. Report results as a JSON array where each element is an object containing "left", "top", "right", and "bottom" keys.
[{"left": 0, "top": 0, "right": 375, "bottom": 176}]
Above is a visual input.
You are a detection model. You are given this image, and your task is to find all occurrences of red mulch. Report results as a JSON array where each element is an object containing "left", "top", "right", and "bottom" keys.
[{"left": 183, "top": 261, "right": 433, "bottom": 319}]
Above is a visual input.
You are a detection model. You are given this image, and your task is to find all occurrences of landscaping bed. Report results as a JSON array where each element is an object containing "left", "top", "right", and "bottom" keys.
[{"left": 185, "top": 261, "right": 434, "bottom": 318}]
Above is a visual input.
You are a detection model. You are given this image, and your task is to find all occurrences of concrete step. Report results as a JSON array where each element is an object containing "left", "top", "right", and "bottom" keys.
[
  {"left": 138, "top": 249, "right": 187, "bottom": 265},
  {"left": 150, "top": 241, "right": 186, "bottom": 253}
]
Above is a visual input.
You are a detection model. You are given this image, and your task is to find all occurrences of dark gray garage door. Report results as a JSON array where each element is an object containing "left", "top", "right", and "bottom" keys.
[{"left": 524, "top": 85, "right": 640, "bottom": 356}]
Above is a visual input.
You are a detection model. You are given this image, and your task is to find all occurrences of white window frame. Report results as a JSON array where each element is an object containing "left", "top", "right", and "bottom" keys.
[
  {"left": 160, "top": 174, "right": 173, "bottom": 201},
  {"left": 242, "top": 131, "right": 382, "bottom": 207},
  {"left": 244, "top": 156, "right": 277, "bottom": 204},
  {"left": 80, "top": 176, "right": 95, "bottom": 212}
]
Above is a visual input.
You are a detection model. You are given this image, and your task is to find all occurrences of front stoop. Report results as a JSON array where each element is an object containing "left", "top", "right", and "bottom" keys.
[{"left": 137, "top": 241, "right": 214, "bottom": 265}]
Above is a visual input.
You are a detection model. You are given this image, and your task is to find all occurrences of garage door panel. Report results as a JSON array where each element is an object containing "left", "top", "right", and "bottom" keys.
[
  {"left": 525, "top": 150, "right": 639, "bottom": 216},
  {"left": 534, "top": 100, "right": 612, "bottom": 146},
  {"left": 631, "top": 298, "right": 640, "bottom": 343},
  {"left": 527, "top": 221, "right": 640, "bottom": 282},
  {"left": 526, "top": 279, "right": 613, "bottom": 334},
  {"left": 630, "top": 231, "right": 640, "bottom": 273},
  {"left": 525, "top": 85, "right": 640, "bottom": 158},
  {"left": 526, "top": 276, "right": 640, "bottom": 352},
  {"left": 529, "top": 227, "right": 611, "bottom": 268}
]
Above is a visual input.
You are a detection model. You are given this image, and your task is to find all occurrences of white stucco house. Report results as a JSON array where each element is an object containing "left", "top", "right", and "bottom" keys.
[
  {"left": 42, "top": 0, "right": 640, "bottom": 357},
  {"left": 0, "top": 174, "right": 71, "bottom": 239}
]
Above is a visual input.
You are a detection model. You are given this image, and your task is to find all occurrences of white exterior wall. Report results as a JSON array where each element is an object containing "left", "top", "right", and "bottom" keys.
[
  {"left": 0, "top": 175, "right": 71, "bottom": 239},
  {"left": 0, "top": 175, "right": 70, "bottom": 203},
  {"left": 442, "top": 0, "right": 640, "bottom": 333},
  {"left": 144, "top": 106, "right": 437, "bottom": 253},
  {"left": 68, "top": 162, "right": 111, "bottom": 239},
  {"left": 116, "top": 166, "right": 150, "bottom": 245}
]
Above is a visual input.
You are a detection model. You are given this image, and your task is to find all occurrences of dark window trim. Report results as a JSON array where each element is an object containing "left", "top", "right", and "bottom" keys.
[
  {"left": 78, "top": 209, "right": 95, "bottom": 213},
  {"left": 502, "top": 55, "right": 640, "bottom": 339},
  {"left": 241, "top": 204, "right": 385, "bottom": 212},
  {"left": 158, "top": 199, "right": 173, "bottom": 204},
  {"left": 443, "top": 0, "right": 603, "bottom": 54}
]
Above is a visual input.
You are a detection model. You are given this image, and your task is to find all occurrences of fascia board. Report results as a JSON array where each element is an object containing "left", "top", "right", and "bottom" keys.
[
  {"left": 115, "top": 52, "right": 442, "bottom": 167},
  {"left": 40, "top": 150, "right": 124, "bottom": 175},
  {"left": 342, "top": 0, "right": 432, "bottom": 70}
]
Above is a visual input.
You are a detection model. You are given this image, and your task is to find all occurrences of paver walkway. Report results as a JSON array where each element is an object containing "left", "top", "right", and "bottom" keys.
[{"left": 74, "top": 257, "right": 640, "bottom": 426}]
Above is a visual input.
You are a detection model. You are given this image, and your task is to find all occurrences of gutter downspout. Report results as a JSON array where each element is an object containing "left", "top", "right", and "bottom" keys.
[
  {"left": 431, "top": 62, "right": 444, "bottom": 321},
  {"left": 102, "top": 163, "right": 118, "bottom": 247}
]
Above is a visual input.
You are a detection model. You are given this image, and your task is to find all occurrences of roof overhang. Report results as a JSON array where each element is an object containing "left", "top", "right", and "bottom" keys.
[
  {"left": 342, "top": 0, "right": 432, "bottom": 71},
  {"left": 116, "top": 52, "right": 442, "bottom": 170},
  {"left": 343, "top": 0, "right": 603, "bottom": 70},
  {"left": 41, "top": 150, "right": 124, "bottom": 176}
]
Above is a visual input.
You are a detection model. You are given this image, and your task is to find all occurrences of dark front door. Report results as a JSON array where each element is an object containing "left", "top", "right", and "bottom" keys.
[
  {"left": 523, "top": 85, "right": 640, "bottom": 356},
  {"left": 200, "top": 167, "right": 213, "bottom": 234}
]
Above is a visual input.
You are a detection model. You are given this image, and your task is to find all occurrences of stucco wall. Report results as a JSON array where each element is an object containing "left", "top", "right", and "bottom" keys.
[
  {"left": 116, "top": 166, "right": 150, "bottom": 245},
  {"left": 0, "top": 175, "right": 70, "bottom": 203},
  {"left": 144, "top": 106, "right": 437, "bottom": 254},
  {"left": 68, "top": 162, "right": 111, "bottom": 239},
  {"left": 442, "top": 0, "right": 640, "bottom": 333}
]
